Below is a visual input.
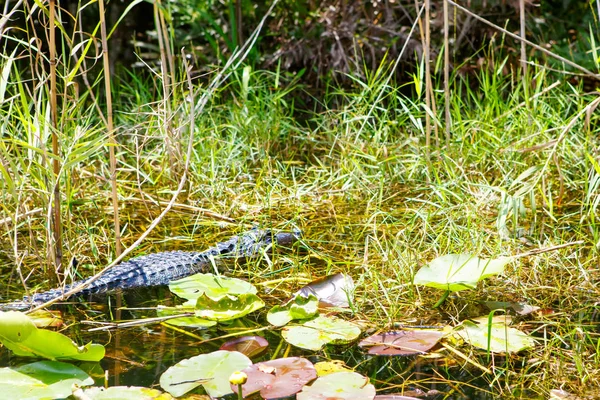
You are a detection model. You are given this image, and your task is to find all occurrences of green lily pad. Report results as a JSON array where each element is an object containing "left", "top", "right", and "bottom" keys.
[
  {"left": 297, "top": 371, "right": 375, "bottom": 400},
  {"left": 456, "top": 320, "right": 536, "bottom": 353},
  {"left": 282, "top": 315, "right": 362, "bottom": 351},
  {"left": 0, "top": 311, "right": 105, "bottom": 361},
  {"left": 169, "top": 273, "right": 257, "bottom": 305},
  {"left": 314, "top": 360, "right": 354, "bottom": 376},
  {"left": 0, "top": 361, "right": 93, "bottom": 399},
  {"left": 267, "top": 294, "right": 319, "bottom": 327},
  {"left": 156, "top": 306, "right": 217, "bottom": 328},
  {"left": 413, "top": 254, "right": 510, "bottom": 292},
  {"left": 159, "top": 350, "right": 252, "bottom": 398},
  {"left": 80, "top": 386, "right": 174, "bottom": 399},
  {"left": 195, "top": 293, "right": 265, "bottom": 321}
]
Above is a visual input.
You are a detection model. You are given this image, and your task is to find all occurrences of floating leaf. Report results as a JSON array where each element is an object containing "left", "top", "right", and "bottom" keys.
[
  {"left": 220, "top": 336, "right": 269, "bottom": 358},
  {"left": 413, "top": 254, "right": 510, "bottom": 292},
  {"left": 267, "top": 294, "right": 319, "bottom": 327},
  {"left": 160, "top": 350, "right": 251, "bottom": 398},
  {"left": 0, "top": 311, "right": 105, "bottom": 361},
  {"left": 374, "top": 395, "right": 421, "bottom": 400},
  {"left": 195, "top": 293, "right": 265, "bottom": 321},
  {"left": 456, "top": 320, "right": 536, "bottom": 353},
  {"left": 296, "top": 273, "right": 355, "bottom": 308},
  {"left": 297, "top": 371, "right": 375, "bottom": 400},
  {"left": 79, "top": 386, "right": 173, "bottom": 399},
  {"left": 169, "top": 273, "right": 257, "bottom": 305},
  {"left": 0, "top": 361, "right": 93, "bottom": 399},
  {"left": 282, "top": 315, "right": 362, "bottom": 351},
  {"left": 314, "top": 360, "right": 353, "bottom": 376},
  {"left": 232, "top": 357, "right": 317, "bottom": 399},
  {"left": 359, "top": 329, "right": 444, "bottom": 356},
  {"left": 156, "top": 306, "right": 216, "bottom": 329}
]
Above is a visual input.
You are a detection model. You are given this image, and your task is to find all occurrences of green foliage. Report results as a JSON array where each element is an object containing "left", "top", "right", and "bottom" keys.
[
  {"left": 195, "top": 293, "right": 265, "bottom": 321},
  {"left": 169, "top": 273, "right": 258, "bottom": 305},
  {"left": 267, "top": 294, "right": 319, "bottom": 327},
  {"left": 1, "top": 1, "right": 599, "bottom": 396},
  {"left": 281, "top": 315, "right": 362, "bottom": 351},
  {"left": 0, "top": 312, "right": 105, "bottom": 362},
  {"left": 80, "top": 386, "right": 174, "bottom": 399},
  {"left": 413, "top": 254, "right": 511, "bottom": 292},
  {"left": 156, "top": 306, "right": 217, "bottom": 328},
  {"left": 159, "top": 350, "right": 252, "bottom": 398},
  {"left": 0, "top": 361, "right": 94, "bottom": 399},
  {"left": 456, "top": 319, "right": 537, "bottom": 354}
]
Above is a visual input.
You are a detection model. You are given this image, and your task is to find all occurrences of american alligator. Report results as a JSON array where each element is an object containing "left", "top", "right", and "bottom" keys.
[{"left": 1, "top": 229, "right": 300, "bottom": 310}]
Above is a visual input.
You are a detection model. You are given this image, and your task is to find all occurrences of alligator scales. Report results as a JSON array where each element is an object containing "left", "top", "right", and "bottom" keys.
[{"left": 2, "top": 229, "right": 300, "bottom": 310}]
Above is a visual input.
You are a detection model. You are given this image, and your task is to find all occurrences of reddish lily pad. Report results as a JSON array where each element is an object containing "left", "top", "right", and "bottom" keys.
[
  {"left": 359, "top": 330, "right": 444, "bottom": 356},
  {"left": 219, "top": 336, "right": 269, "bottom": 358},
  {"left": 231, "top": 357, "right": 317, "bottom": 399}
]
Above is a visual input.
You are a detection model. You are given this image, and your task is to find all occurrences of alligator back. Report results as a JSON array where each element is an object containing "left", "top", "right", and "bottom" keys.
[{"left": 3, "top": 229, "right": 300, "bottom": 310}]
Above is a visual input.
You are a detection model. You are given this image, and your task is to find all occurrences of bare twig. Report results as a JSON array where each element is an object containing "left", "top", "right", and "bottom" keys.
[
  {"left": 443, "top": 0, "right": 451, "bottom": 146},
  {"left": 85, "top": 312, "right": 195, "bottom": 332},
  {"left": 424, "top": 0, "right": 432, "bottom": 154},
  {"left": 519, "top": 0, "right": 527, "bottom": 77},
  {"left": 48, "top": 0, "right": 62, "bottom": 272},
  {"left": 0, "top": 208, "right": 43, "bottom": 225},
  {"left": 98, "top": 0, "right": 122, "bottom": 256},
  {"left": 510, "top": 241, "right": 584, "bottom": 259}
]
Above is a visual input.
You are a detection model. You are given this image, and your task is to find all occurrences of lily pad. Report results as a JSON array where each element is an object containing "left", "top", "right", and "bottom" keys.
[
  {"left": 79, "top": 386, "right": 174, "bottom": 399},
  {"left": 0, "top": 361, "right": 93, "bottom": 399},
  {"left": 282, "top": 315, "right": 362, "bottom": 351},
  {"left": 160, "top": 350, "right": 251, "bottom": 398},
  {"left": 267, "top": 294, "right": 319, "bottom": 327},
  {"left": 413, "top": 254, "right": 510, "bottom": 292},
  {"left": 296, "top": 273, "right": 355, "bottom": 308},
  {"left": 232, "top": 357, "right": 317, "bottom": 399},
  {"left": 0, "top": 311, "right": 105, "bottom": 361},
  {"left": 456, "top": 320, "right": 536, "bottom": 353},
  {"left": 220, "top": 336, "right": 269, "bottom": 358},
  {"left": 314, "top": 360, "right": 354, "bottom": 376},
  {"left": 156, "top": 306, "right": 217, "bottom": 328},
  {"left": 169, "top": 273, "right": 257, "bottom": 305},
  {"left": 359, "top": 329, "right": 445, "bottom": 356},
  {"left": 195, "top": 293, "right": 265, "bottom": 321},
  {"left": 297, "top": 371, "right": 375, "bottom": 400}
]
